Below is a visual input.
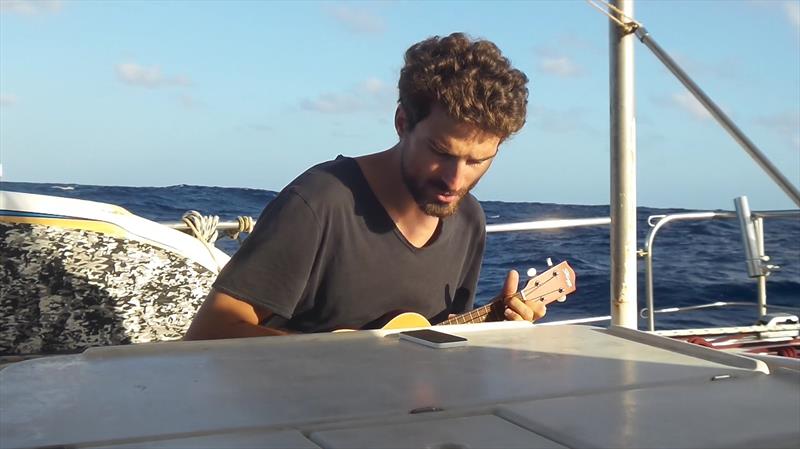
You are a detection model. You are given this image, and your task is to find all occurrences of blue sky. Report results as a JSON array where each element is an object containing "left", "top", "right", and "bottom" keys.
[{"left": 1, "top": 0, "right": 798, "bottom": 210}]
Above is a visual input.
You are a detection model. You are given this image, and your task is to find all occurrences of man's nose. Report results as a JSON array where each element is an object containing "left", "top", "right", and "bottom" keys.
[{"left": 440, "top": 159, "right": 467, "bottom": 192}]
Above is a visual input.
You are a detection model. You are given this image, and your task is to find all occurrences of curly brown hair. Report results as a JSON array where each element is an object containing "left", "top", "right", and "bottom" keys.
[{"left": 398, "top": 32, "right": 529, "bottom": 141}]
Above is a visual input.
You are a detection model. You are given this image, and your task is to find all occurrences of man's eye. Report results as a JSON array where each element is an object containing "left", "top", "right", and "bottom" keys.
[{"left": 430, "top": 147, "right": 451, "bottom": 158}]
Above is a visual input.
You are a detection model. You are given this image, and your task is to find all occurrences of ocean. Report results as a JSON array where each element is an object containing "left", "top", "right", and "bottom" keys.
[{"left": 4, "top": 181, "right": 799, "bottom": 330}]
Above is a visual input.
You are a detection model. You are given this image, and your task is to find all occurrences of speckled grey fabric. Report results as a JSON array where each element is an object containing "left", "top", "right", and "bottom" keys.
[{"left": 0, "top": 222, "right": 216, "bottom": 355}]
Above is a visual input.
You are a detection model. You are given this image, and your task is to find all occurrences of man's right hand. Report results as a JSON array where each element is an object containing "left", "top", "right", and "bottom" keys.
[
  {"left": 183, "top": 289, "right": 289, "bottom": 340},
  {"left": 500, "top": 270, "right": 546, "bottom": 322}
]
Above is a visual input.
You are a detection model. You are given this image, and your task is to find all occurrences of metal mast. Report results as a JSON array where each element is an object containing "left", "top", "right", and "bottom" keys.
[{"left": 609, "top": 0, "right": 638, "bottom": 328}]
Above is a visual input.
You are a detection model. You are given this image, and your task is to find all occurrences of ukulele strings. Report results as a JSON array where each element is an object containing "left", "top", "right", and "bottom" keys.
[
  {"left": 451, "top": 267, "right": 566, "bottom": 324},
  {"left": 520, "top": 271, "right": 563, "bottom": 302}
]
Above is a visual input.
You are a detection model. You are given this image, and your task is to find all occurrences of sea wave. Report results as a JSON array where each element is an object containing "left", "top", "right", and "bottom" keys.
[{"left": 4, "top": 181, "right": 798, "bottom": 329}]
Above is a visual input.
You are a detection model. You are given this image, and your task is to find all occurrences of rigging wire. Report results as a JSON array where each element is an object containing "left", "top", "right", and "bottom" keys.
[{"left": 585, "top": 0, "right": 641, "bottom": 33}]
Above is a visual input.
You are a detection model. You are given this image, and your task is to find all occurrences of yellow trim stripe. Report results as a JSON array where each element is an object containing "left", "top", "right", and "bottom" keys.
[{"left": 0, "top": 216, "right": 129, "bottom": 238}]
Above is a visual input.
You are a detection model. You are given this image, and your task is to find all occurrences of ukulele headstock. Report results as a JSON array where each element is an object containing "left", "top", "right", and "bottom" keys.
[{"left": 520, "top": 260, "right": 576, "bottom": 305}]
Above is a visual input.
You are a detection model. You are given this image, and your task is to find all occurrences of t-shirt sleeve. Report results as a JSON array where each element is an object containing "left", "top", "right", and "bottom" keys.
[{"left": 212, "top": 188, "right": 321, "bottom": 318}]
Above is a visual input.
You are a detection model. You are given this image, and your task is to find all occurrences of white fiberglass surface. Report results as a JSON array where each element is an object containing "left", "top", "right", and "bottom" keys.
[{"left": 0, "top": 324, "right": 780, "bottom": 449}]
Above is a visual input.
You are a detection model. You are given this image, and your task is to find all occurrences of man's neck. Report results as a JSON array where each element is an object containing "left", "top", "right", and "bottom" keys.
[{"left": 355, "top": 147, "right": 440, "bottom": 248}]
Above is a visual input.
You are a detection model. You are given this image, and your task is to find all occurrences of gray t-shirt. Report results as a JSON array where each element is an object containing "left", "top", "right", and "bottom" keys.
[{"left": 213, "top": 156, "right": 486, "bottom": 333}]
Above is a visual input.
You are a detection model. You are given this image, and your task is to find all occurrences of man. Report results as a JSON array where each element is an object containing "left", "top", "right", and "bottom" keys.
[{"left": 185, "top": 33, "right": 544, "bottom": 340}]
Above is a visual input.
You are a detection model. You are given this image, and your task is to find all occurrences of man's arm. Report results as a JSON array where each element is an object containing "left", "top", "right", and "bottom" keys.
[{"left": 184, "top": 289, "right": 290, "bottom": 340}]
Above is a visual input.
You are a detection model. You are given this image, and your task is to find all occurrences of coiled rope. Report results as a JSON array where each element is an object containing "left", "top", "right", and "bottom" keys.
[
  {"left": 182, "top": 210, "right": 220, "bottom": 244},
  {"left": 181, "top": 210, "right": 225, "bottom": 273},
  {"left": 224, "top": 215, "right": 255, "bottom": 241},
  {"left": 180, "top": 211, "right": 256, "bottom": 272},
  {"left": 181, "top": 211, "right": 255, "bottom": 244}
]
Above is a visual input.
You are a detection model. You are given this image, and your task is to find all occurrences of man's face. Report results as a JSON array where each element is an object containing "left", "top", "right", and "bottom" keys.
[{"left": 398, "top": 105, "right": 500, "bottom": 217}]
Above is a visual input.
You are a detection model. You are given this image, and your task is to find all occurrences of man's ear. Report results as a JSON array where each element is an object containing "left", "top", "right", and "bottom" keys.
[{"left": 394, "top": 105, "right": 407, "bottom": 138}]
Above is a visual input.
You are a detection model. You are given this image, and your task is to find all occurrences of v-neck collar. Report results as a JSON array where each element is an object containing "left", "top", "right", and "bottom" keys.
[{"left": 345, "top": 156, "right": 447, "bottom": 253}]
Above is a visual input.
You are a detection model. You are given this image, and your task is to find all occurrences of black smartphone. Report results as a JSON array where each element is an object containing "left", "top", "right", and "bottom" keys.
[{"left": 398, "top": 329, "right": 468, "bottom": 348}]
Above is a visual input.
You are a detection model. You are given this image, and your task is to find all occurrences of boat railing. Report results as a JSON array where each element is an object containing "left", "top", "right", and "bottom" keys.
[
  {"left": 165, "top": 221, "right": 248, "bottom": 233},
  {"left": 640, "top": 208, "right": 800, "bottom": 331},
  {"left": 484, "top": 217, "right": 611, "bottom": 233},
  {"left": 163, "top": 216, "right": 619, "bottom": 237},
  {"left": 167, "top": 207, "right": 799, "bottom": 330}
]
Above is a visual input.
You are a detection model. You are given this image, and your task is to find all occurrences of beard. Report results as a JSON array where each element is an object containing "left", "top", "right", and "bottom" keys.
[{"left": 400, "top": 151, "right": 476, "bottom": 218}]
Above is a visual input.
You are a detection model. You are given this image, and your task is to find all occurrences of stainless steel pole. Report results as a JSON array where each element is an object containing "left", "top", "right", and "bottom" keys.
[
  {"left": 610, "top": 0, "right": 639, "bottom": 329},
  {"left": 645, "top": 247, "right": 654, "bottom": 331},
  {"left": 634, "top": 27, "right": 800, "bottom": 208},
  {"left": 754, "top": 217, "right": 767, "bottom": 318}
]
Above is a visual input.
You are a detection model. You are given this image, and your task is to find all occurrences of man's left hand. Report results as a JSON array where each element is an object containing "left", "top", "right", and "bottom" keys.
[{"left": 501, "top": 270, "right": 546, "bottom": 322}]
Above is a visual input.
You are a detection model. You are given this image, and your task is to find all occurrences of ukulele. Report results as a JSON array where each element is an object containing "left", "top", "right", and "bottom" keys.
[{"left": 351, "top": 260, "right": 576, "bottom": 331}]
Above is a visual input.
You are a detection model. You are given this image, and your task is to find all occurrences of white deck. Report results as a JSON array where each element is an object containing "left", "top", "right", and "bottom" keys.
[{"left": 1, "top": 323, "right": 799, "bottom": 448}]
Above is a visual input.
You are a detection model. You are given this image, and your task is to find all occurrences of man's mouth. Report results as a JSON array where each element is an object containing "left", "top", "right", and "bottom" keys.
[{"left": 436, "top": 192, "right": 459, "bottom": 204}]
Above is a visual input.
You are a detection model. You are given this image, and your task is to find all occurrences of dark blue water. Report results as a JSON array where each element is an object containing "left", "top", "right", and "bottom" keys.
[{"left": 4, "top": 182, "right": 799, "bottom": 330}]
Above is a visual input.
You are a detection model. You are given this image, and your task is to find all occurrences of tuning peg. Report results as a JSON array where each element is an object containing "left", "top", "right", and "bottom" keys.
[
  {"left": 546, "top": 258, "right": 553, "bottom": 267},
  {"left": 557, "top": 295, "right": 567, "bottom": 303},
  {"left": 526, "top": 267, "right": 537, "bottom": 278}
]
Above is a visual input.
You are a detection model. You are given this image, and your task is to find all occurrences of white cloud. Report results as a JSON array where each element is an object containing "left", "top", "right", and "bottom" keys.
[
  {"left": 361, "top": 77, "right": 387, "bottom": 95},
  {"left": 665, "top": 92, "right": 712, "bottom": 120},
  {"left": 0, "top": 93, "right": 18, "bottom": 106},
  {"left": 785, "top": 1, "right": 800, "bottom": 29},
  {"left": 529, "top": 105, "right": 597, "bottom": 135},
  {"left": 301, "top": 77, "right": 394, "bottom": 114},
  {"left": 324, "top": 4, "right": 385, "bottom": 34},
  {"left": 246, "top": 124, "right": 273, "bottom": 132},
  {"left": 301, "top": 93, "right": 362, "bottom": 114},
  {"left": 755, "top": 111, "right": 800, "bottom": 150},
  {"left": 116, "top": 63, "right": 191, "bottom": 88},
  {"left": 537, "top": 56, "right": 584, "bottom": 78},
  {"left": 0, "top": 0, "right": 62, "bottom": 15},
  {"left": 747, "top": 0, "right": 800, "bottom": 32},
  {"left": 177, "top": 94, "right": 201, "bottom": 109},
  {"left": 670, "top": 52, "right": 742, "bottom": 82},
  {"left": 534, "top": 41, "right": 586, "bottom": 78},
  {"left": 552, "top": 33, "right": 595, "bottom": 52}
]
